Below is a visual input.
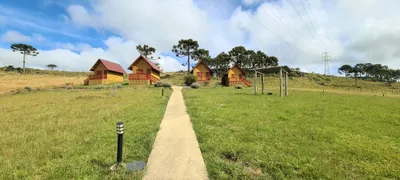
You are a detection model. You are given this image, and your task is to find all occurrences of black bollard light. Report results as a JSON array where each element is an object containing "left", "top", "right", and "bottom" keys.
[
  {"left": 162, "top": 87, "right": 164, "bottom": 97},
  {"left": 116, "top": 122, "right": 124, "bottom": 165}
]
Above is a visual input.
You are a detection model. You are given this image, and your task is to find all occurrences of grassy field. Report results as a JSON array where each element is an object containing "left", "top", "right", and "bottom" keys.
[
  {"left": 0, "top": 71, "right": 88, "bottom": 94},
  {"left": 162, "top": 71, "right": 400, "bottom": 94},
  {"left": 0, "top": 87, "right": 171, "bottom": 179},
  {"left": 183, "top": 87, "right": 400, "bottom": 179}
]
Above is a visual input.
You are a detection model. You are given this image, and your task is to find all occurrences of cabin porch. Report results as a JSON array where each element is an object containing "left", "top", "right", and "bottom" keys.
[
  {"left": 128, "top": 73, "right": 159, "bottom": 86},
  {"left": 195, "top": 72, "right": 211, "bottom": 82},
  {"left": 88, "top": 74, "right": 108, "bottom": 85}
]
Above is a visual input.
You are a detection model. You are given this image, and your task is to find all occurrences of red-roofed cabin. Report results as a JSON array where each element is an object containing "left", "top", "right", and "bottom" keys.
[
  {"left": 222, "top": 64, "right": 252, "bottom": 87},
  {"left": 127, "top": 55, "right": 161, "bottom": 86},
  {"left": 191, "top": 60, "right": 212, "bottom": 82},
  {"left": 85, "top": 59, "right": 126, "bottom": 85}
]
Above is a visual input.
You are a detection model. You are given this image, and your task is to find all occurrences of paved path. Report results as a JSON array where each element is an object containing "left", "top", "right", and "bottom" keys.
[{"left": 143, "top": 86, "right": 208, "bottom": 180}]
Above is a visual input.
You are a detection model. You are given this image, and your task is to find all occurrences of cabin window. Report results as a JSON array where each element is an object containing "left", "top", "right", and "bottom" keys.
[
  {"left": 196, "top": 72, "right": 201, "bottom": 77},
  {"left": 206, "top": 72, "right": 210, "bottom": 77},
  {"left": 104, "top": 70, "right": 107, "bottom": 75},
  {"left": 231, "top": 74, "right": 236, "bottom": 78},
  {"left": 137, "top": 69, "right": 143, "bottom": 74},
  {"left": 96, "top": 71, "right": 101, "bottom": 75}
]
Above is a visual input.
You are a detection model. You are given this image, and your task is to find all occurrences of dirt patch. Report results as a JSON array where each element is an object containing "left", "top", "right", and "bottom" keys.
[
  {"left": 221, "top": 151, "right": 242, "bottom": 162},
  {"left": 75, "top": 95, "right": 106, "bottom": 100}
]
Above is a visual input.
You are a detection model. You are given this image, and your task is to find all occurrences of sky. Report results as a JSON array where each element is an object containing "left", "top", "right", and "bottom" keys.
[{"left": 0, "top": 0, "right": 399, "bottom": 74}]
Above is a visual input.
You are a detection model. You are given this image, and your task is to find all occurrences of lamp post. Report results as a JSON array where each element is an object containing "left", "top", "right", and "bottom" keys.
[
  {"left": 116, "top": 122, "right": 124, "bottom": 165},
  {"left": 111, "top": 121, "right": 147, "bottom": 171}
]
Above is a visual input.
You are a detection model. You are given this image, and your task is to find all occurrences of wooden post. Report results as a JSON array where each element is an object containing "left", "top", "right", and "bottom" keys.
[
  {"left": 261, "top": 74, "right": 264, "bottom": 94},
  {"left": 279, "top": 69, "right": 283, "bottom": 97},
  {"left": 285, "top": 71, "right": 288, "bottom": 96},
  {"left": 254, "top": 71, "right": 257, "bottom": 95}
]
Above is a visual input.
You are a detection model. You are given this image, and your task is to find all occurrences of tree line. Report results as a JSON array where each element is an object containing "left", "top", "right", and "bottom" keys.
[
  {"left": 338, "top": 63, "right": 400, "bottom": 83},
  {"left": 137, "top": 39, "right": 280, "bottom": 76},
  {"left": 170, "top": 39, "right": 279, "bottom": 76}
]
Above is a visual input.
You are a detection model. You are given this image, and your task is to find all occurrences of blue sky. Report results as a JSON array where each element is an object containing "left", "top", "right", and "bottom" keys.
[
  {"left": 0, "top": 0, "right": 399, "bottom": 73},
  {"left": 0, "top": 0, "right": 107, "bottom": 51}
]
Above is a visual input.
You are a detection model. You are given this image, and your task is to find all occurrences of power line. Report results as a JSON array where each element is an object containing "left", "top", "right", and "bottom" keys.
[
  {"left": 321, "top": 50, "right": 331, "bottom": 75},
  {"left": 226, "top": 0, "right": 306, "bottom": 54},
  {"left": 304, "top": 0, "right": 325, "bottom": 47},
  {"left": 259, "top": 0, "right": 307, "bottom": 47},
  {"left": 299, "top": 0, "right": 317, "bottom": 34},
  {"left": 288, "top": 0, "right": 315, "bottom": 40}
]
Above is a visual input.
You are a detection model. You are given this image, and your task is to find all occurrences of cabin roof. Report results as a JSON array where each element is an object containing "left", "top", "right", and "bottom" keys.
[
  {"left": 253, "top": 66, "right": 291, "bottom": 74},
  {"left": 229, "top": 64, "right": 246, "bottom": 75},
  {"left": 128, "top": 55, "right": 161, "bottom": 72},
  {"left": 190, "top": 60, "right": 213, "bottom": 75},
  {"left": 90, "top": 59, "right": 127, "bottom": 74}
]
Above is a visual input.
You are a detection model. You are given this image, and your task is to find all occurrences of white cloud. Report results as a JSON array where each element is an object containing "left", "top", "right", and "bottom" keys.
[
  {"left": 66, "top": 5, "right": 95, "bottom": 27},
  {"left": 1, "top": 30, "right": 31, "bottom": 43},
  {"left": 66, "top": 0, "right": 212, "bottom": 52},
  {"left": 3, "top": 0, "right": 400, "bottom": 74},
  {"left": 242, "top": 0, "right": 261, "bottom": 6},
  {"left": 32, "top": 34, "right": 46, "bottom": 42},
  {"left": 63, "top": 0, "right": 400, "bottom": 74},
  {"left": 158, "top": 56, "right": 185, "bottom": 72},
  {"left": 0, "top": 36, "right": 186, "bottom": 72},
  {"left": 54, "top": 42, "right": 93, "bottom": 52}
]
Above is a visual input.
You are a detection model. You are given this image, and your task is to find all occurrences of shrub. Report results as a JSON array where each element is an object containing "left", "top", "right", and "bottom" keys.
[
  {"left": 214, "top": 82, "right": 223, "bottom": 88},
  {"left": 122, "top": 82, "right": 129, "bottom": 86},
  {"left": 184, "top": 74, "right": 197, "bottom": 86},
  {"left": 96, "top": 84, "right": 105, "bottom": 89},
  {"left": 235, "top": 85, "right": 243, "bottom": 89},
  {"left": 116, "top": 84, "right": 122, "bottom": 88},
  {"left": 190, "top": 83, "right": 200, "bottom": 89},
  {"left": 66, "top": 86, "right": 73, "bottom": 90},
  {"left": 164, "top": 74, "right": 171, "bottom": 78},
  {"left": 16, "top": 67, "right": 23, "bottom": 73},
  {"left": 5, "top": 65, "right": 15, "bottom": 72},
  {"left": 154, "top": 81, "right": 163, "bottom": 87},
  {"left": 24, "top": 86, "right": 33, "bottom": 91},
  {"left": 162, "top": 82, "right": 172, "bottom": 87}
]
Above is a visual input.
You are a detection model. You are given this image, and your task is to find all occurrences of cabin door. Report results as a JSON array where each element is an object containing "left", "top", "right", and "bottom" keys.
[
  {"left": 147, "top": 69, "right": 151, "bottom": 79},
  {"left": 206, "top": 72, "right": 210, "bottom": 80},
  {"left": 239, "top": 74, "right": 243, "bottom": 80}
]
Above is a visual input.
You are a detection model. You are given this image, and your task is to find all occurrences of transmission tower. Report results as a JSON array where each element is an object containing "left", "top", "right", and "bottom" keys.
[{"left": 321, "top": 50, "right": 331, "bottom": 75}]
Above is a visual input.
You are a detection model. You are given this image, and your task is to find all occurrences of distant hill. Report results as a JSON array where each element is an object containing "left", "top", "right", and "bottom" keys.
[
  {"left": 0, "top": 66, "right": 89, "bottom": 94},
  {"left": 0, "top": 66, "right": 90, "bottom": 77}
]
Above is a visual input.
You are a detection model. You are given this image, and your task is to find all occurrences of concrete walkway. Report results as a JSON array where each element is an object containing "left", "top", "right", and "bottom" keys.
[{"left": 143, "top": 86, "right": 208, "bottom": 180}]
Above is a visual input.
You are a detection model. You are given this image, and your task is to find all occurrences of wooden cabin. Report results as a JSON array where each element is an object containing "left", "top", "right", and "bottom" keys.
[
  {"left": 191, "top": 60, "right": 213, "bottom": 82},
  {"left": 127, "top": 55, "right": 161, "bottom": 86},
  {"left": 222, "top": 64, "right": 252, "bottom": 87},
  {"left": 85, "top": 59, "right": 126, "bottom": 85}
]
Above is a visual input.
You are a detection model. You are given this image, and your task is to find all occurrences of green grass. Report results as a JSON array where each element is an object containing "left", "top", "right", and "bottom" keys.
[
  {"left": 183, "top": 87, "right": 400, "bottom": 179},
  {"left": 161, "top": 71, "right": 400, "bottom": 94},
  {"left": 0, "top": 87, "right": 171, "bottom": 179}
]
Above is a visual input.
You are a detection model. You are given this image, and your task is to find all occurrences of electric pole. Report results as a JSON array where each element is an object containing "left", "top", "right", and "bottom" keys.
[{"left": 321, "top": 50, "right": 331, "bottom": 75}]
